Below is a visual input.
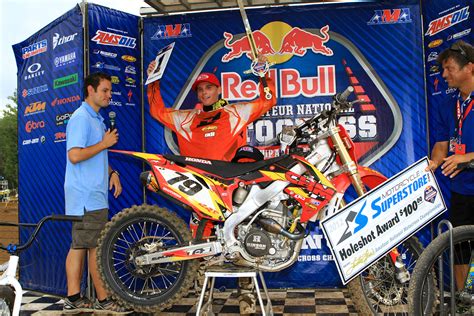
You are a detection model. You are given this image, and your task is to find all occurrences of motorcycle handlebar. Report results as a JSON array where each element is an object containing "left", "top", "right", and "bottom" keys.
[
  {"left": 0, "top": 214, "right": 83, "bottom": 254},
  {"left": 334, "top": 86, "right": 354, "bottom": 104}
]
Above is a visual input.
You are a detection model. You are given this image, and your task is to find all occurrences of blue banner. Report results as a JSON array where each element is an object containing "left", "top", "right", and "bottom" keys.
[
  {"left": 422, "top": 0, "right": 473, "bottom": 223},
  {"left": 87, "top": 4, "right": 143, "bottom": 220},
  {"left": 13, "top": 5, "right": 84, "bottom": 294},
  {"left": 143, "top": 1, "right": 426, "bottom": 287}
]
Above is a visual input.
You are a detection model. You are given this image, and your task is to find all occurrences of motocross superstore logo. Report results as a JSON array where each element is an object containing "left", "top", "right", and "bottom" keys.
[
  {"left": 91, "top": 30, "right": 137, "bottom": 49},
  {"left": 151, "top": 24, "right": 192, "bottom": 40},
  {"left": 367, "top": 8, "right": 412, "bottom": 25},
  {"left": 425, "top": 6, "right": 470, "bottom": 36}
]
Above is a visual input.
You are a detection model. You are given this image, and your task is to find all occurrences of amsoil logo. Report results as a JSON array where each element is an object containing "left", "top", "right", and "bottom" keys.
[
  {"left": 151, "top": 24, "right": 192, "bottom": 40},
  {"left": 425, "top": 6, "right": 470, "bottom": 36},
  {"left": 91, "top": 30, "right": 136, "bottom": 48},
  {"left": 367, "top": 8, "right": 412, "bottom": 25},
  {"left": 25, "top": 120, "right": 45, "bottom": 133},
  {"left": 54, "top": 73, "right": 78, "bottom": 89},
  {"left": 24, "top": 101, "right": 46, "bottom": 116},
  {"left": 22, "top": 39, "right": 47, "bottom": 59},
  {"left": 51, "top": 95, "right": 81, "bottom": 107}
]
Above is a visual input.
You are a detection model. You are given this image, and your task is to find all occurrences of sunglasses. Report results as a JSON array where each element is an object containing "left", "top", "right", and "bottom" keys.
[{"left": 450, "top": 44, "right": 468, "bottom": 59}]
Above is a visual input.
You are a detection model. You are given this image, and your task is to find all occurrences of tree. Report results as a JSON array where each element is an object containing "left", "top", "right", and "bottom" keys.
[{"left": 0, "top": 91, "right": 18, "bottom": 189}]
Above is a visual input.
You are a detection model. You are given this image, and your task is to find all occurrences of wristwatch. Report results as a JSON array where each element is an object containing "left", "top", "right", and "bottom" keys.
[{"left": 109, "top": 170, "right": 120, "bottom": 178}]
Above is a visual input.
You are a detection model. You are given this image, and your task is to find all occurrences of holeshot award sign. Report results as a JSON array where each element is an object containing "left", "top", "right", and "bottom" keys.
[{"left": 321, "top": 157, "right": 446, "bottom": 284}]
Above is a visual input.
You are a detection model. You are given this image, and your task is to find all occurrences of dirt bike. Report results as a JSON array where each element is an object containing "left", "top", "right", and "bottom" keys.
[{"left": 96, "top": 87, "right": 426, "bottom": 314}]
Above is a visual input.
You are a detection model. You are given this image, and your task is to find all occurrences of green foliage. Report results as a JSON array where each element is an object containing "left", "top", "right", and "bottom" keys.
[{"left": 0, "top": 91, "right": 18, "bottom": 188}]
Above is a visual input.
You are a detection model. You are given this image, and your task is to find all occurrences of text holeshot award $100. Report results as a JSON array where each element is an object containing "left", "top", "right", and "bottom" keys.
[{"left": 321, "top": 157, "right": 446, "bottom": 284}]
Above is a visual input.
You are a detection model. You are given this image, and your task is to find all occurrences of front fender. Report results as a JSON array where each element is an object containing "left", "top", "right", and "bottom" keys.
[{"left": 332, "top": 166, "right": 387, "bottom": 194}]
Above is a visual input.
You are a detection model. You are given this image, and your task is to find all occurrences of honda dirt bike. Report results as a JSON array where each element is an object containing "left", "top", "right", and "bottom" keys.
[{"left": 96, "top": 87, "right": 425, "bottom": 314}]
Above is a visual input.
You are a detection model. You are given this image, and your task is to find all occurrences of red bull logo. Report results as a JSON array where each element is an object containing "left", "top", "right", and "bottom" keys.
[
  {"left": 222, "top": 22, "right": 333, "bottom": 63},
  {"left": 278, "top": 25, "right": 333, "bottom": 57},
  {"left": 222, "top": 31, "right": 276, "bottom": 62}
]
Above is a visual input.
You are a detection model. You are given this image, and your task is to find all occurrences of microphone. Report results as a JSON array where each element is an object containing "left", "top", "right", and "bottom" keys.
[{"left": 109, "top": 111, "right": 116, "bottom": 131}]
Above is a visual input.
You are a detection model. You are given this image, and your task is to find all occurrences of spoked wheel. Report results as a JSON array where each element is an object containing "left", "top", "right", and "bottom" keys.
[
  {"left": 348, "top": 236, "right": 435, "bottom": 315},
  {"left": 409, "top": 225, "right": 474, "bottom": 315},
  {"left": 0, "top": 285, "right": 15, "bottom": 316},
  {"left": 97, "top": 204, "right": 199, "bottom": 313}
]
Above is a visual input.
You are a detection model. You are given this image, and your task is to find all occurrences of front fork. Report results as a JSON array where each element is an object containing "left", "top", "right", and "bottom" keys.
[{"left": 329, "top": 125, "right": 410, "bottom": 284}]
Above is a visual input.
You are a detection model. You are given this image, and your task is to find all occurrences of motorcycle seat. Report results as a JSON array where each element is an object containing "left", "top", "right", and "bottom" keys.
[{"left": 163, "top": 154, "right": 293, "bottom": 179}]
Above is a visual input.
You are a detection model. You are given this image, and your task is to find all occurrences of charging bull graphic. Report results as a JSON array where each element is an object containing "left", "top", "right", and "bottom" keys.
[
  {"left": 279, "top": 25, "right": 333, "bottom": 56},
  {"left": 221, "top": 31, "right": 276, "bottom": 62}
]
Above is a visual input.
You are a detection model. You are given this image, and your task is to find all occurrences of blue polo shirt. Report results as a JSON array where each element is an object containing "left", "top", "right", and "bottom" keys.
[
  {"left": 64, "top": 102, "right": 108, "bottom": 215},
  {"left": 434, "top": 91, "right": 474, "bottom": 195}
]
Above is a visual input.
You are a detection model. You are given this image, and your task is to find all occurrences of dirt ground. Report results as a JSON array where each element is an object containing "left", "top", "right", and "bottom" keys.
[{"left": 0, "top": 202, "right": 19, "bottom": 263}]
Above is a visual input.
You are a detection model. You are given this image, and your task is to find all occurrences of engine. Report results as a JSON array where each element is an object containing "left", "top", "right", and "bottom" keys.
[{"left": 236, "top": 197, "right": 297, "bottom": 266}]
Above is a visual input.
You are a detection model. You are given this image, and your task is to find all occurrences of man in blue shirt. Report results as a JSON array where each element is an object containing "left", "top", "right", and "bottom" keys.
[
  {"left": 427, "top": 40, "right": 474, "bottom": 291},
  {"left": 63, "top": 72, "right": 129, "bottom": 313}
]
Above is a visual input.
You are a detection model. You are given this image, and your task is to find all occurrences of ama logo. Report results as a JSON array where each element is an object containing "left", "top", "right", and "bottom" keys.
[
  {"left": 152, "top": 24, "right": 192, "bottom": 40},
  {"left": 425, "top": 6, "right": 470, "bottom": 37},
  {"left": 367, "top": 8, "right": 412, "bottom": 25}
]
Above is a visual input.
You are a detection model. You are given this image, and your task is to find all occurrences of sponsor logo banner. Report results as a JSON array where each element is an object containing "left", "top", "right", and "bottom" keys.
[
  {"left": 367, "top": 8, "right": 412, "bottom": 25},
  {"left": 22, "top": 84, "right": 48, "bottom": 98},
  {"left": 25, "top": 120, "right": 45, "bottom": 133},
  {"left": 54, "top": 132, "right": 66, "bottom": 143},
  {"left": 52, "top": 32, "right": 78, "bottom": 49},
  {"left": 22, "top": 136, "right": 46, "bottom": 146},
  {"left": 54, "top": 73, "right": 78, "bottom": 89},
  {"left": 56, "top": 112, "right": 73, "bottom": 126},
  {"left": 24, "top": 101, "right": 46, "bottom": 116},
  {"left": 22, "top": 39, "right": 48, "bottom": 59},
  {"left": 24, "top": 63, "right": 45, "bottom": 81},
  {"left": 425, "top": 6, "right": 470, "bottom": 36},
  {"left": 51, "top": 94, "right": 81, "bottom": 107},
  {"left": 54, "top": 50, "right": 78, "bottom": 69},
  {"left": 321, "top": 158, "right": 446, "bottom": 284},
  {"left": 91, "top": 61, "right": 121, "bottom": 72},
  {"left": 93, "top": 49, "right": 117, "bottom": 58},
  {"left": 91, "top": 30, "right": 136, "bottom": 48},
  {"left": 151, "top": 24, "right": 192, "bottom": 39}
]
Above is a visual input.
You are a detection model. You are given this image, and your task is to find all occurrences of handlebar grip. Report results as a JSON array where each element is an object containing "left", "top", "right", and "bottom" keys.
[
  {"left": 336, "top": 86, "right": 354, "bottom": 103},
  {"left": 50, "top": 214, "right": 83, "bottom": 222}
]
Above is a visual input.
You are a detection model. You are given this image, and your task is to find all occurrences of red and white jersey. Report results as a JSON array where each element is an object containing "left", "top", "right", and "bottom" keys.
[{"left": 147, "top": 79, "right": 276, "bottom": 161}]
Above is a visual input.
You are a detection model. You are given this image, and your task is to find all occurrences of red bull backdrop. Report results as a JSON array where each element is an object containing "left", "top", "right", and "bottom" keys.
[{"left": 143, "top": 1, "right": 427, "bottom": 287}]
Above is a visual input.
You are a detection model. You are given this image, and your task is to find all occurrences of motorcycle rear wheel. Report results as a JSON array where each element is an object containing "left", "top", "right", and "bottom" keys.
[{"left": 97, "top": 204, "right": 199, "bottom": 313}]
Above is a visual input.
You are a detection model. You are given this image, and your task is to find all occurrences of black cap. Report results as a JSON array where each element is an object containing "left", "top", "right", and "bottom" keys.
[{"left": 232, "top": 146, "right": 264, "bottom": 163}]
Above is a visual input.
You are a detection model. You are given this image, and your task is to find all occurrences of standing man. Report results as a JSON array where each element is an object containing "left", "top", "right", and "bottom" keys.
[
  {"left": 427, "top": 40, "right": 474, "bottom": 290},
  {"left": 147, "top": 61, "right": 276, "bottom": 314},
  {"left": 63, "top": 72, "right": 130, "bottom": 314}
]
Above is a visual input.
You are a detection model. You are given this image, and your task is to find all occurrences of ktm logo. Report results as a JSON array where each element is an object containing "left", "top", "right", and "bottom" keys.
[
  {"left": 24, "top": 101, "right": 46, "bottom": 116},
  {"left": 152, "top": 24, "right": 192, "bottom": 40}
]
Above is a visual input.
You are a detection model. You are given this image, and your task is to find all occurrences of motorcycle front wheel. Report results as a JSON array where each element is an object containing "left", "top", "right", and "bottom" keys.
[
  {"left": 97, "top": 204, "right": 199, "bottom": 313},
  {"left": 0, "top": 285, "right": 15, "bottom": 316}
]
